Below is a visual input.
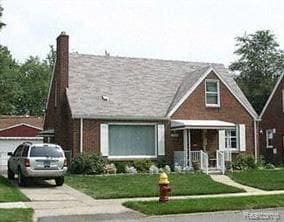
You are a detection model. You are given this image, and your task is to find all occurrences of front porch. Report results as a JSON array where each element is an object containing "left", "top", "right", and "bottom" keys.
[{"left": 171, "top": 120, "right": 245, "bottom": 174}]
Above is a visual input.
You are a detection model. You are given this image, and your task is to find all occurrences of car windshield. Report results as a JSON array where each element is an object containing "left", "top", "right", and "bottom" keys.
[{"left": 30, "top": 146, "right": 63, "bottom": 158}]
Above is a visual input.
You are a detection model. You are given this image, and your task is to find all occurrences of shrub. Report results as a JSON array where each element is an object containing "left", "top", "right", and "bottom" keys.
[
  {"left": 149, "top": 165, "right": 159, "bottom": 174},
  {"left": 232, "top": 154, "right": 257, "bottom": 170},
  {"left": 174, "top": 164, "right": 182, "bottom": 173},
  {"left": 164, "top": 165, "right": 171, "bottom": 174},
  {"left": 126, "top": 166, "right": 137, "bottom": 174},
  {"left": 68, "top": 153, "right": 106, "bottom": 175},
  {"left": 264, "top": 163, "right": 275, "bottom": 169},
  {"left": 104, "top": 163, "right": 117, "bottom": 174},
  {"left": 192, "top": 160, "right": 200, "bottom": 171},
  {"left": 133, "top": 160, "right": 154, "bottom": 173},
  {"left": 156, "top": 158, "right": 168, "bottom": 168},
  {"left": 225, "top": 161, "right": 232, "bottom": 170},
  {"left": 113, "top": 161, "right": 128, "bottom": 174}
]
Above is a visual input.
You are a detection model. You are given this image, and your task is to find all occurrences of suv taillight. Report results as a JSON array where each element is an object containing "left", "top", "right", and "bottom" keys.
[
  {"left": 64, "top": 159, "right": 68, "bottom": 167},
  {"left": 24, "top": 159, "right": 30, "bottom": 167}
]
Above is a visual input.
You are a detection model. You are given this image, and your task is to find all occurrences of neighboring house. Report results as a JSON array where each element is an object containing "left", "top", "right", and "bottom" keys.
[
  {"left": 0, "top": 115, "right": 43, "bottom": 171},
  {"left": 260, "top": 73, "right": 284, "bottom": 164},
  {"left": 44, "top": 32, "right": 259, "bottom": 172}
]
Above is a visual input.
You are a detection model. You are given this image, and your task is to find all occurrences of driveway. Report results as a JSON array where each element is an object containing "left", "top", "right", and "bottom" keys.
[{"left": 16, "top": 180, "right": 142, "bottom": 222}]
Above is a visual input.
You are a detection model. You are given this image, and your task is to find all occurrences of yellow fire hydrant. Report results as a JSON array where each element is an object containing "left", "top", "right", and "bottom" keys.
[{"left": 159, "top": 172, "right": 171, "bottom": 203}]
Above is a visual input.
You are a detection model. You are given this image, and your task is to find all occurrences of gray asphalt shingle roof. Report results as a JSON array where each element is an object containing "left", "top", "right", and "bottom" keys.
[{"left": 67, "top": 53, "right": 257, "bottom": 119}]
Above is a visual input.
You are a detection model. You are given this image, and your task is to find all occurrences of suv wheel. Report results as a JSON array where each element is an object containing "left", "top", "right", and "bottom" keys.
[
  {"left": 7, "top": 167, "right": 15, "bottom": 180},
  {"left": 18, "top": 169, "right": 26, "bottom": 186},
  {"left": 55, "top": 176, "right": 64, "bottom": 186}
]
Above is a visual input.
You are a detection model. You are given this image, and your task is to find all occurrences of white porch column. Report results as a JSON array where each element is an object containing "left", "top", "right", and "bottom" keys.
[
  {"left": 188, "top": 129, "right": 191, "bottom": 168},
  {"left": 183, "top": 129, "right": 188, "bottom": 167}
]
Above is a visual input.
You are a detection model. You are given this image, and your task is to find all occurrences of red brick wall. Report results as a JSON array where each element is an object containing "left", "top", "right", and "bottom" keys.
[
  {"left": 260, "top": 76, "right": 284, "bottom": 164},
  {"left": 170, "top": 71, "right": 256, "bottom": 157},
  {"left": 0, "top": 125, "right": 41, "bottom": 137}
]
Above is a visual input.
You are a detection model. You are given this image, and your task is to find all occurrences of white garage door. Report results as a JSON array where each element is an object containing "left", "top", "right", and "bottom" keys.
[{"left": 0, "top": 137, "right": 43, "bottom": 173}]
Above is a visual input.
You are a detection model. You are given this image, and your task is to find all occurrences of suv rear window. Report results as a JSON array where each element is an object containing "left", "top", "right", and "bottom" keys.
[{"left": 30, "top": 146, "right": 63, "bottom": 158}]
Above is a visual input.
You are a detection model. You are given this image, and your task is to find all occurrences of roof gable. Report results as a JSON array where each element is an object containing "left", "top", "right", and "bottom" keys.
[
  {"left": 167, "top": 66, "right": 258, "bottom": 119},
  {"left": 260, "top": 73, "right": 284, "bottom": 118}
]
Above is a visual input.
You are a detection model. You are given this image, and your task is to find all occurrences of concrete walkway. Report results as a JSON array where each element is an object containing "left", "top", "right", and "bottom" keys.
[
  {"left": 210, "top": 174, "right": 265, "bottom": 193},
  {"left": 0, "top": 202, "right": 28, "bottom": 209}
]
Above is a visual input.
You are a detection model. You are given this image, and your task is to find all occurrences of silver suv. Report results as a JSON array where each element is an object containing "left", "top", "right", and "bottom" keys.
[{"left": 7, "top": 143, "right": 67, "bottom": 186}]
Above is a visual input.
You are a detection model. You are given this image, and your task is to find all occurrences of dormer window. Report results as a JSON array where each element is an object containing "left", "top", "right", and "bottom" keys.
[{"left": 205, "top": 79, "right": 220, "bottom": 107}]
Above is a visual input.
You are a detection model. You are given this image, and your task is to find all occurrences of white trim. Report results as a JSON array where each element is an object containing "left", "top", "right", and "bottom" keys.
[
  {"left": 0, "top": 123, "right": 42, "bottom": 132},
  {"left": 167, "top": 67, "right": 257, "bottom": 119},
  {"left": 205, "top": 79, "right": 220, "bottom": 107},
  {"left": 0, "top": 137, "right": 43, "bottom": 140},
  {"left": 80, "top": 118, "right": 83, "bottom": 153},
  {"left": 260, "top": 72, "right": 284, "bottom": 118},
  {"left": 254, "top": 120, "right": 258, "bottom": 161},
  {"left": 157, "top": 124, "right": 165, "bottom": 156},
  {"left": 108, "top": 155, "right": 157, "bottom": 160}
]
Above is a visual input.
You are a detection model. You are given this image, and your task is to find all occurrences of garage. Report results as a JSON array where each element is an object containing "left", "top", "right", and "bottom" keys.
[{"left": 0, "top": 116, "right": 43, "bottom": 173}]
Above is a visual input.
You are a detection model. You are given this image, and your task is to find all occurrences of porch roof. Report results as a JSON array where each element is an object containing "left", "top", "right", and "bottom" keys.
[{"left": 171, "top": 120, "right": 236, "bottom": 130}]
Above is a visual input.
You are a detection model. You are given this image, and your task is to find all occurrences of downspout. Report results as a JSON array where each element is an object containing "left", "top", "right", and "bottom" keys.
[
  {"left": 80, "top": 118, "right": 83, "bottom": 153},
  {"left": 254, "top": 119, "right": 258, "bottom": 162}
]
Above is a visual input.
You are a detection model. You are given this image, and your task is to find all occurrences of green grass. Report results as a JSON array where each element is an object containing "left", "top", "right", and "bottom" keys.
[
  {"left": 123, "top": 194, "right": 284, "bottom": 215},
  {"left": 0, "top": 176, "right": 29, "bottom": 202},
  {"left": 0, "top": 208, "right": 33, "bottom": 222},
  {"left": 65, "top": 174, "right": 243, "bottom": 199},
  {"left": 229, "top": 169, "right": 284, "bottom": 190}
]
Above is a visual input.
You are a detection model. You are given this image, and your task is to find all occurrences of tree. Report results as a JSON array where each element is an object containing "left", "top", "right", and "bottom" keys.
[
  {"left": 16, "top": 56, "right": 51, "bottom": 116},
  {"left": 230, "top": 30, "right": 284, "bottom": 114},
  {"left": 0, "top": 46, "right": 20, "bottom": 114},
  {"left": 45, "top": 45, "right": 56, "bottom": 71},
  {"left": 0, "top": 4, "right": 6, "bottom": 30}
]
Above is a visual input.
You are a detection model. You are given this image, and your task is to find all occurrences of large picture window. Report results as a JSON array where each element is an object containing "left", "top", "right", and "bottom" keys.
[
  {"left": 109, "top": 124, "right": 156, "bottom": 157},
  {"left": 205, "top": 80, "right": 220, "bottom": 107},
  {"left": 225, "top": 129, "right": 237, "bottom": 149}
]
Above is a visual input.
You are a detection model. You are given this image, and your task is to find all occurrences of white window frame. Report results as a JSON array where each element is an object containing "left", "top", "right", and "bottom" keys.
[
  {"left": 225, "top": 129, "right": 238, "bottom": 150},
  {"left": 205, "top": 79, "right": 220, "bottom": 107},
  {"left": 107, "top": 123, "right": 158, "bottom": 159},
  {"left": 266, "top": 129, "right": 274, "bottom": 149}
]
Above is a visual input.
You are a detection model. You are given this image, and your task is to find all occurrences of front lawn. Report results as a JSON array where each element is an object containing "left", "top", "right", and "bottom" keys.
[
  {"left": 0, "top": 176, "right": 29, "bottom": 202},
  {"left": 229, "top": 169, "right": 284, "bottom": 190},
  {"left": 124, "top": 194, "right": 284, "bottom": 215},
  {"left": 65, "top": 174, "right": 243, "bottom": 199},
  {"left": 0, "top": 208, "right": 33, "bottom": 222}
]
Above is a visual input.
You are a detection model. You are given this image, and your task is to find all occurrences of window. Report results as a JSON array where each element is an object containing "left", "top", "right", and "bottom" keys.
[
  {"left": 205, "top": 80, "right": 220, "bottom": 107},
  {"left": 266, "top": 129, "right": 274, "bottom": 148},
  {"left": 30, "top": 146, "right": 63, "bottom": 158},
  {"left": 108, "top": 124, "right": 156, "bottom": 157},
  {"left": 225, "top": 129, "right": 238, "bottom": 149}
]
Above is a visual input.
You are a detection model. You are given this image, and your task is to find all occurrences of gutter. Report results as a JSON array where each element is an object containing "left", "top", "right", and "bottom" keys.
[{"left": 80, "top": 118, "right": 83, "bottom": 153}]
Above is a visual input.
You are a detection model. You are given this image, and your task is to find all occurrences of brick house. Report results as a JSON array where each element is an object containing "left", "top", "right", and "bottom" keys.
[
  {"left": 44, "top": 32, "right": 259, "bottom": 173},
  {"left": 259, "top": 73, "right": 284, "bottom": 164}
]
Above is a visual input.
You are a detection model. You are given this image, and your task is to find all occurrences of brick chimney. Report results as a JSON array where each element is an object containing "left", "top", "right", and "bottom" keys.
[{"left": 56, "top": 32, "right": 69, "bottom": 97}]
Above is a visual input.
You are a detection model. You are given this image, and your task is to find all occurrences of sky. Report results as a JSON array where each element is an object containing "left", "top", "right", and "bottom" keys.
[{"left": 1, "top": 0, "right": 284, "bottom": 66}]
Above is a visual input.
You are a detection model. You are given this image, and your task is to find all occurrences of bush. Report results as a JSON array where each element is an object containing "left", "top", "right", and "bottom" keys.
[
  {"left": 156, "top": 158, "right": 168, "bottom": 168},
  {"left": 133, "top": 160, "right": 154, "bottom": 173},
  {"left": 232, "top": 154, "right": 257, "bottom": 170},
  {"left": 149, "top": 165, "right": 159, "bottom": 174},
  {"left": 264, "top": 163, "right": 275, "bottom": 169},
  {"left": 68, "top": 153, "right": 106, "bottom": 175},
  {"left": 192, "top": 160, "right": 200, "bottom": 171},
  {"left": 113, "top": 161, "right": 128, "bottom": 174},
  {"left": 104, "top": 163, "right": 117, "bottom": 174}
]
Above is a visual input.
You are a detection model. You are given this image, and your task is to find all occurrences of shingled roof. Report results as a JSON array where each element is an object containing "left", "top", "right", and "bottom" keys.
[{"left": 66, "top": 53, "right": 258, "bottom": 119}]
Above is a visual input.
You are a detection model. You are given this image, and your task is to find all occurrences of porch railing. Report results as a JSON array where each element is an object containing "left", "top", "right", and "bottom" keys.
[
  {"left": 216, "top": 150, "right": 225, "bottom": 174},
  {"left": 189, "top": 151, "right": 208, "bottom": 174}
]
